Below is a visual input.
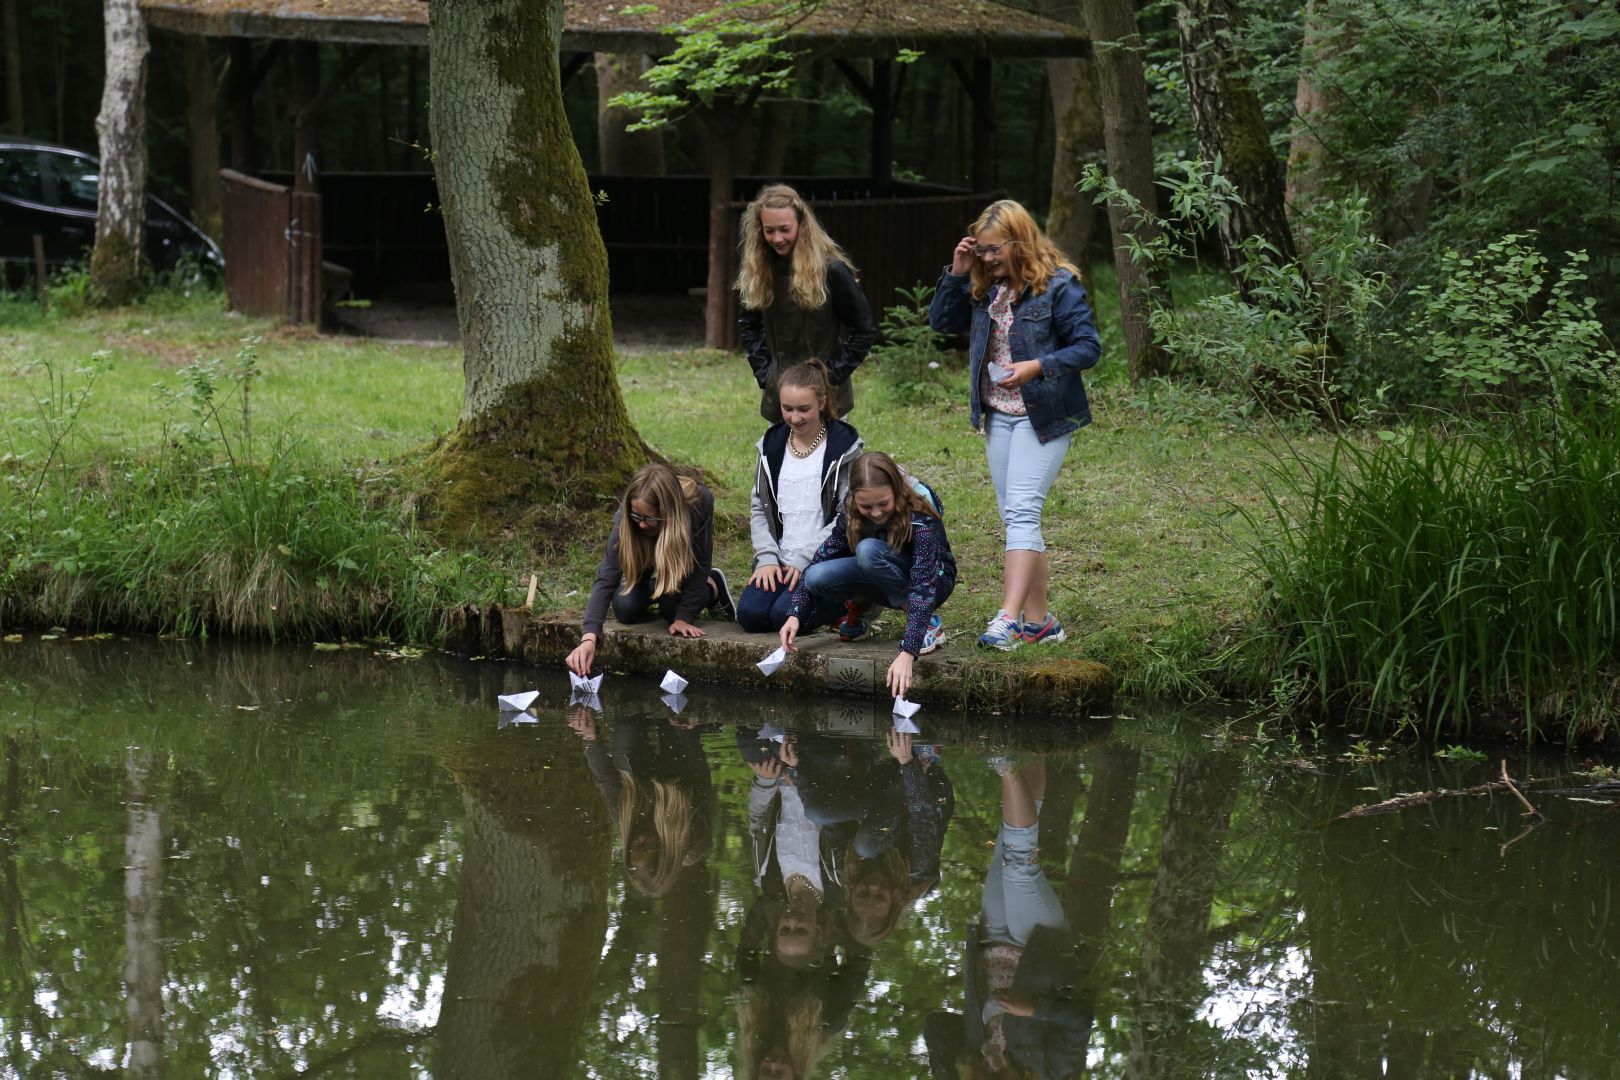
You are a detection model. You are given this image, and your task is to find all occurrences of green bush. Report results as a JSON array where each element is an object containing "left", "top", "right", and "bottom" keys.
[
  {"left": 867, "top": 283, "right": 959, "bottom": 407},
  {"left": 1242, "top": 394, "right": 1620, "bottom": 742}
]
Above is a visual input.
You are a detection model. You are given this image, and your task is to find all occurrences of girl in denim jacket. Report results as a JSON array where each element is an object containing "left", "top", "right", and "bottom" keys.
[{"left": 928, "top": 200, "right": 1101, "bottom": 651}]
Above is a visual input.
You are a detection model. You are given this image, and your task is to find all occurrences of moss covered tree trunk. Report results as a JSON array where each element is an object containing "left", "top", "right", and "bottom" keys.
[
  {"left": 1090, "top": 0, "right": 1173, "bottom": 382},
  {"left": 90, "top": 0, "right": 149, "bottom": 306},
  {"left": 429, "top": 0, "right": 646, "bottom": 532},
  {"left": 1178, "top": 0, "right": 1297, "bottom": 284}
]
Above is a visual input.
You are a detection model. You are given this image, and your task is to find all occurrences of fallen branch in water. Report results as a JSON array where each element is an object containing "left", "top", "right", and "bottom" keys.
[
  {"left": 1498, "top": 758, "right": 1544, "bottom": 820},
  {"left": 1331, "top": 772, "right": 1563, "bottom": 822}
]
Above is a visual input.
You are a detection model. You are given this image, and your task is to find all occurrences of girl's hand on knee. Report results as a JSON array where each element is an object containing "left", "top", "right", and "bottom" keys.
[
  {"left": 780, "top": 617, "right": 800, "bottom": 651},
  {"left": 669, "top": 619, "right": 704, "bottom": 638},
  {"left": 748, "top": 564, "right": 780, "bottom": 592},
  {"left": 779, "top": 566, "right": 802, "bottom": 591},
  {"left": 566, "top": 637, "right": 596, "bottom": 676},
  {"left": 1002, "top": 359, "right": 1044, "bottom": 388},
  {"left": 887, "top": 652, "right": 915, "bottom": 699}
]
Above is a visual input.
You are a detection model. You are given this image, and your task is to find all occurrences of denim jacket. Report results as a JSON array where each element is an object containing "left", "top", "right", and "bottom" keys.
[{"left": 928, "top": 267, "right": 1102, "bottom": 444}]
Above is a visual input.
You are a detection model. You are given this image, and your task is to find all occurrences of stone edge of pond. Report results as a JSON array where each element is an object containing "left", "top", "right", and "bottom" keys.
[{"left": 443, "top": 605, "right": 1116, "bottom": 717}]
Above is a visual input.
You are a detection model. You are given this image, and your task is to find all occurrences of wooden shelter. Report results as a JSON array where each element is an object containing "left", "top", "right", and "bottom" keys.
[{"left": 140, "top": 0, "right": 1089, "bottom": 338}]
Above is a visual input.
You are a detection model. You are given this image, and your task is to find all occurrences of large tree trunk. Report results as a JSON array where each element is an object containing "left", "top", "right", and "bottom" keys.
[
  {"left": 436, "top": 770, "right": 611, "bottom": 1078},
  {"left": 90, "top": 0, "right": 150, "bottom": 306},
  {"left": 1178, "top": 0, "right": 1297, "bottom": 285},
  {"left": 183, "top": 35, "right": 222, "bottom": 240},
  {"left": 1042, "top": 0, "right": 1103, "bottom": 284},
  {"left": 595, "top": 53, "right": 666, "bottom": 175},
  {"left": 428, "top": 0, "right": 647, "bottom": 533},
  {"left": 2, "top": 0, "right": 23, "bottom": 134},
  {"left": 1089, "top": 0, "right": 1173, "bottom": 381}
]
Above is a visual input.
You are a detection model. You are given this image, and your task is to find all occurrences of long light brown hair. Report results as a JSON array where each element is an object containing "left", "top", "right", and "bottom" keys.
[
  {"left": 841, "top": 845, "right": 926, "bottom": 948},
  {"left": 844, "top": 452, "right": 938, "bottom": 554},
  {"left": 617, "top": 773, "right": 709, "bottom": 897},
  {"left": 617, "top": 464, "right": 700, "bottom": 597},
  {"left": 735, "top": 985, "right": 831, "bottom": 1080},
  {"left": 967, "top": 199, "right": 1079, "bottom": 302},
  {"left": 778, "top": 356, "right": 840, "bottom": 423},
  {"left": 736, "top": 184, "right": 857, "bottom": 312}
]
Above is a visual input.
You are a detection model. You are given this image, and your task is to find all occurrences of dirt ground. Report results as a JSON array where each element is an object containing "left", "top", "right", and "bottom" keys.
[{"left": 328, "top": 292, "right": 707, "bottom": 352}]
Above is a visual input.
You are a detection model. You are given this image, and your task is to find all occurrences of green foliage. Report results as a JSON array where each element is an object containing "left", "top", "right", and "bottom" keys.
[
  {"left": 866, "top": 283, "right": 957, "bottom": 406},
  {"left": 1409, "top": 238, "right": 1618, "bottom": 404},
  {"left": 1082, "top": 160, "right": 1391, "bottom": 424},
  {"left": 608, "top": 0, "right": 808, "bottom": 130},
  {"left": 1433, "top": 744, "right": 1488, "bottom": 763},
  {"left": 1241, "top": 393, "right": 1620, "bottom": 742}
]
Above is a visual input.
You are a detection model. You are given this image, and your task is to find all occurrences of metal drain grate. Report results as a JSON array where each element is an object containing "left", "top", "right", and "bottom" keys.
[{"left": 825, "top": 656, "right": 876, "bottom": 695}]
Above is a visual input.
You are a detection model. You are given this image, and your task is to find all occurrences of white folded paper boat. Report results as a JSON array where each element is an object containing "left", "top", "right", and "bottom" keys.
[
  {"left": 892, "top": 696, "right": 922, "bottom": 719},
  {"left": 756, "top": 646, "right": 788, "bottom": 676},
  {"left": 661, "top": 692, "right": 689, "bottom": 715},
  {"left": 892, "top": 716, "right": 922, "bottom": 735},
  {"left": 660, "top": 669, "right": 689, "bottom": 695},
  {"left": 497, "top": 689, "right": 540, "bottom": 712},
  {"left": 568, "top": 671, "right": 604, "bottom": 694}
]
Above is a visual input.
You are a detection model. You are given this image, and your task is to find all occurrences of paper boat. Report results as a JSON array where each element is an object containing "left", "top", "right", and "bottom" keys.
[{"left": 497, "top": 690, "right": 540, "bottom": 712}]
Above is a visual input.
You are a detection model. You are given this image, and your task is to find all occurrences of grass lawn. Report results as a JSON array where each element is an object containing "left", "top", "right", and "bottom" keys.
[{"left": 1, "top": 281, "right": 1288, "bottom": 698}]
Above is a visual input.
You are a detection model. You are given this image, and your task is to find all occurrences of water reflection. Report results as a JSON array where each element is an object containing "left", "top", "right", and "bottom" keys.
[{"left": 1, "top": 640, "right": 1619, "bottom": 1077}]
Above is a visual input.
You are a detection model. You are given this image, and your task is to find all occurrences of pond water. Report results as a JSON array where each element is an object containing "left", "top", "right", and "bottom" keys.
[{"left": 1, "top": 639, "right": 1616, "bottom": 1078}]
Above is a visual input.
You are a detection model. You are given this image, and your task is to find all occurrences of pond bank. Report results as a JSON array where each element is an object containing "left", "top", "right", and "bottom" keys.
[{"left": 443, "top": 605, "right": 1117, "bottom": 716}]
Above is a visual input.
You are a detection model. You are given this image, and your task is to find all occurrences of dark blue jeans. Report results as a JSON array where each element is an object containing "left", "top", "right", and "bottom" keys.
[
  {"left": 739, "top": 577, "right": 847, "bottom": 633},
  {"left": 801, "top": 537, "right": 913, "bottom": 620}
]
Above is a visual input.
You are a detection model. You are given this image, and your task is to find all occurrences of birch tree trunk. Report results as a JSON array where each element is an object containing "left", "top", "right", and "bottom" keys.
[
  {"left": 90, "top": 0, "right": 150, "bottom": 306},
  {"left": 1090, "top": 0, "right": 1173, "bottom": 381},
  {"left": 429, "top": 0, "right": 646, "bottom": 532},
  {"left": 123, "top": 750, "right": 165, "bottom": 1080},
  {"left": 1178, "top": 0, "right": 1297, "bottom": 283},
  {"left": 1285, "top": 0, "right": 1331, "bottom": 222},
  {"left": 595, "top": 54, "right": 666, "bottom": 175},
  {"left": 1042, "top": 0, "right": 1103, "bottom": 284}
]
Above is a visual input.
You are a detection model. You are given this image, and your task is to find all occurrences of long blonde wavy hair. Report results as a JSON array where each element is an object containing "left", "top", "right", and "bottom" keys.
[
  {"left": 967, "top": 199, "right": 1079, "bottom": 302},
  {"left": 736, "top": 184, "right": 857, "bottom": 312},
  {"left": 617, "top": 773, "right": 709, "bottom": 897},
  {"left": 844, "top": 452, "right": 939, "bottom": 554},
  {"left": 617, "top": 464, "right": 701, "bottom": 597},
  {"left": 735, "top": 985, "right": 832, "bottom": 1080}
]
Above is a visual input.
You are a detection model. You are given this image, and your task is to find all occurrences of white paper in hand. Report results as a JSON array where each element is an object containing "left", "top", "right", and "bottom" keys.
[
  {"left": 568, "top": 671, "right": 603, "bottom": 694},
  {"left": 497, "top": 689, "right": 540, "bottom": 712},
  {"left": 892, "top": 696, "right": 922, "bottom": 719},
  {"left": 660, "top": 669, "right": 688, "bottom": 695},
  {"left": 661, "top": 692, "right": 689, "bottom": 715},
  {"left": 756, "top": 646, "right": 788, "bottom": 676}
]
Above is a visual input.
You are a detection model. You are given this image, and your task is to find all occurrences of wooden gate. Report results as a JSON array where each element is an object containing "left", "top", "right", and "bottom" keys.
[{"left": 220, "top": 169, "right": 323, "bottom": 325}]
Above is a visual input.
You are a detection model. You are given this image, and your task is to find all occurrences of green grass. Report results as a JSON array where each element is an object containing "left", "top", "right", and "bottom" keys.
[{"left": 1, "top": 278, "right": 1283, "bottom": 697}]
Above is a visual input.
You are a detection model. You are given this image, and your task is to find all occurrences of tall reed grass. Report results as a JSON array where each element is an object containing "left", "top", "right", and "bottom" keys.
[{"left": 1243, "top": 397, "right": 1620, "bottom": 742}]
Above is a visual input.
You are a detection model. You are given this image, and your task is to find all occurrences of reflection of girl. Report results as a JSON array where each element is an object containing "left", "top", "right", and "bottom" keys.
[
  {"left": 575, "top": 710, "right": 714, "bottom": 897},
  {"left": 842, "top": 731, "right": 954, "bottom": 948},
  {"left": 926, "top": 759, "right": 1089, "bottom": 1079}
]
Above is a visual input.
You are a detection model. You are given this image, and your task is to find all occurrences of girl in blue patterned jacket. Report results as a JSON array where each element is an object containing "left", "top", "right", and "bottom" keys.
[{"left": 779, "top": 452, "right": 957, "bottom": 700}]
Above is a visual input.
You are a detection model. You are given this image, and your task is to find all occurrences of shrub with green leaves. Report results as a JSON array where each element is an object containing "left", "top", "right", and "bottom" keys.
[{"left": 866, "top": 283, "right": 958, "bottom": 406}]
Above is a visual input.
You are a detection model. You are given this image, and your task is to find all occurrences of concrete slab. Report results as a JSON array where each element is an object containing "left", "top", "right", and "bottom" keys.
[{"left": 445, "top": 605, "right": 1116, "bottom": 717}]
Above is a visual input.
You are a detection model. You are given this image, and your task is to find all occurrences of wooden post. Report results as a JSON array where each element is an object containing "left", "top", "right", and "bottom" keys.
[
  {"left": 32, "top": 234, "right": 47, "bottom": 306},
  {"left": 290, "top": 40, "right": 320, "bottom": 193}
]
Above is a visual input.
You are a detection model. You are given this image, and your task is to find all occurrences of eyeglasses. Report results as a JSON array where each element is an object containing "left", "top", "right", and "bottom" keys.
[
  {"left": 973, "top": 242, "right": 1017, "bottom": 258},
  {"left": 628, "top": 511, "right": 662, "bottom": 526}
]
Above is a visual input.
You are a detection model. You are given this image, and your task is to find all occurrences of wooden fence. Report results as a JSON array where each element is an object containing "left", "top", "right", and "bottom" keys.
[{"left": 220, "top": 169, "right": 322, "bottom": 325}]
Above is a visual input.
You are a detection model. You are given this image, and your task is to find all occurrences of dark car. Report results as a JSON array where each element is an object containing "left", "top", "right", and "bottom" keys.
[{"left": 0, "top": 138, "right": 223, "bottom": 283}]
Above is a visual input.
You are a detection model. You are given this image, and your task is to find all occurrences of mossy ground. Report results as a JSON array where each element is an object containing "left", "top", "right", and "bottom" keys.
[{"left": 0, "top": 280, "right": 1293, "bottom": 700}]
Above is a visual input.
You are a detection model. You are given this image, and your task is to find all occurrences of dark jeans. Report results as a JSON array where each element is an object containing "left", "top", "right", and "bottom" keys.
[
  {"left": 738, "top": 577, "right": 848, "bottom": 633},
  {"left": 611, "top": 572, "right": 680, "bottom": 626}
]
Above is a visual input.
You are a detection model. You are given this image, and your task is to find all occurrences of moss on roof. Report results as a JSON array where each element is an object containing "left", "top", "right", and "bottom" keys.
[{"left": 141, "top": 0, "right": 1088, "bottom": 56}]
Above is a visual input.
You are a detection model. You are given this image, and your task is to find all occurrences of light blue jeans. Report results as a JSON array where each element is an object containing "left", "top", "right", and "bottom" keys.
[
  {"left": 981, "top": 817, "right": 1070, "bottom": 946},
  {"left": 984, "top": 410, "right": 1071, "bottom": 553}
]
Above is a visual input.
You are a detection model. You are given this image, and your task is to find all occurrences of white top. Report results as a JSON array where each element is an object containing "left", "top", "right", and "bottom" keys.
[
  {"left": 774, "top": 784, "right": 823, "bottom": 894},
  {"left": 777, "top": 439, "right": 828, "bottom": 567}
]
